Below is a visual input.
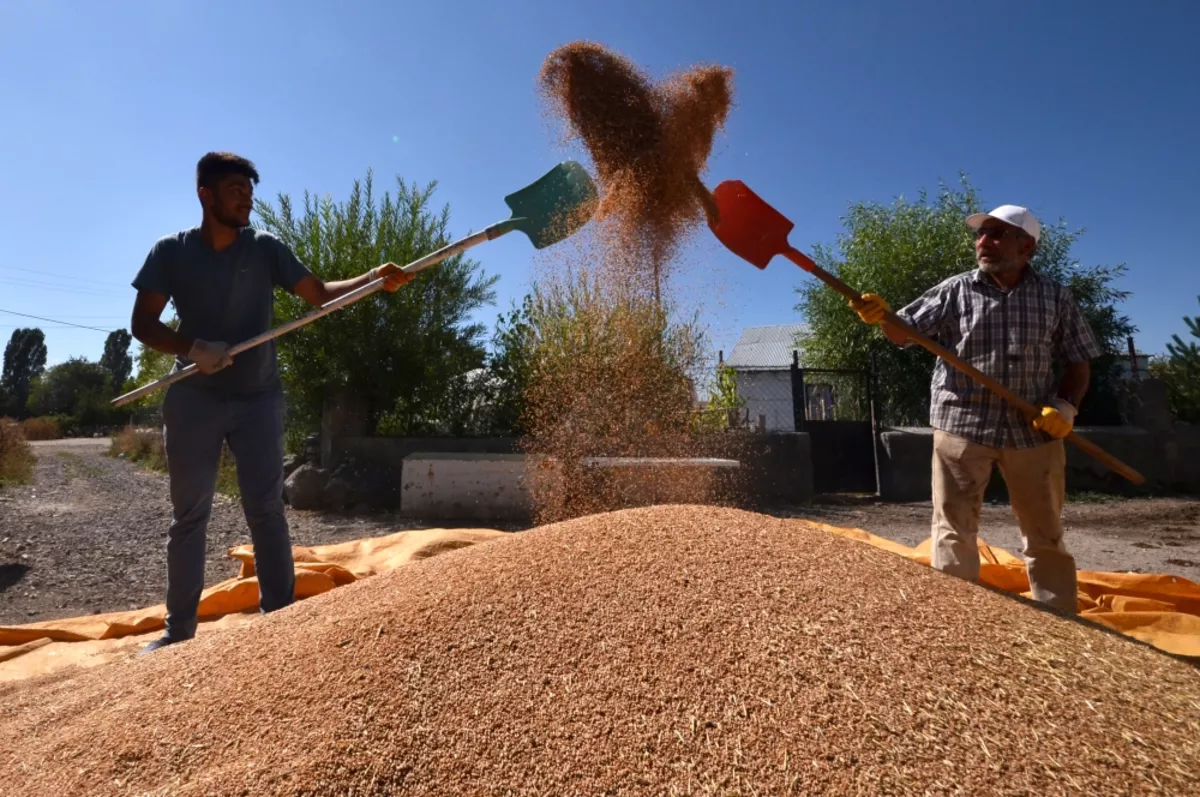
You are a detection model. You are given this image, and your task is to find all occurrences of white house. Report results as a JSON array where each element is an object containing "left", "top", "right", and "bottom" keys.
[
  {"left": 1117, "top": 352, "right": 1152, "bottom": 381},
  {"left": 723, "top": 324, "right": 810, "bottom": 433}
]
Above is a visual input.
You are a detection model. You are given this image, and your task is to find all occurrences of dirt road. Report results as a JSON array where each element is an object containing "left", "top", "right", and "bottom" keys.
[
  {"left": 0, "top": 440, "right": 411, "bottom": 625},
  {"left": 1, "top": 440, "right": 1198, "bottom": 626}
]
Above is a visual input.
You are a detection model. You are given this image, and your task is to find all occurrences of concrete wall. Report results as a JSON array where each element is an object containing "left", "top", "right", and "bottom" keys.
[
  {"left": 332, "top": 432, "right": 815, "bottom": 516},
  {"left": 878, "top": 425, "right": 1200, "bottom": 501},
  {"left": 876, "top": 428, "right": 935, "bottom": 502},
  {"left": 335, "top": 436, "right": 518, "bottom": 469},
  {"left": 730, "top": 433, "right": 815, "bottom": 505},
  {"left": 400, "top": 453, "right": 535, "bottom": 523},
  {"left": 331, "top": 421, "right": 1198, "bottom": 517}
]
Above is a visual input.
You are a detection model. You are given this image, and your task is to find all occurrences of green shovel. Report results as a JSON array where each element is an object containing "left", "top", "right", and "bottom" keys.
[{"left": 112, "top": 161, "right": 598, "bottom": 408}]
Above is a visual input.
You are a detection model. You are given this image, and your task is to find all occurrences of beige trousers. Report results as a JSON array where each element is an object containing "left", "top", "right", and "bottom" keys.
[{"left": 931, "top": 430, "right": 1077, "bottom": 613}]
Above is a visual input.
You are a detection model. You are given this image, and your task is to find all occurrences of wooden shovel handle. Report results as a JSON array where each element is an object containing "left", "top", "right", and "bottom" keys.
[{"left": 781, "top": 248, "right": 1145, "bottom": 485}]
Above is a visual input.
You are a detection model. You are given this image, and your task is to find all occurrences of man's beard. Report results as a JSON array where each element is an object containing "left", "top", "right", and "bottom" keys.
[
  {"left": 213, "top": 208, "right": 249, "bottom": 228},
  {"left": 978, "top": 254, "right": 1021, "bottom": 277}
]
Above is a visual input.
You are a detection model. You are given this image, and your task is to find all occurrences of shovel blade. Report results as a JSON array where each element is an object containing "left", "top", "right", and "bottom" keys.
[
  {"left": 710, "top": 180, "right": 794, "bottom": 269},
  {"left": 504, "top": 160, "right": 598, "bottom": 249}
]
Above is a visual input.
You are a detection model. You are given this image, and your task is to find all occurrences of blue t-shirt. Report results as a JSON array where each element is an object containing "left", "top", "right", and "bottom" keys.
[{"left": 132, "top": 226, "right": 313, "bottom": 395}]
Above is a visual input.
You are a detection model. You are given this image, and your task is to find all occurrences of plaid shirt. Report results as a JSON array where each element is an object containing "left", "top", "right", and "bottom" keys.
[{"left": 895, "top": 267, "right": 1103, "bottom": 449}]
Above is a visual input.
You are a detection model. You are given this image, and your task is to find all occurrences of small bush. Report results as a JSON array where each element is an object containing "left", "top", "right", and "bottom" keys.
[
  {"left": 21, "top": 416, "right": 62, "bottom": 441},
  {"left": 111, "top": 425, "right": 166, "bottom": 468},
  {"left": 0, "top": 417, "right": 35, "bottom": 487}
]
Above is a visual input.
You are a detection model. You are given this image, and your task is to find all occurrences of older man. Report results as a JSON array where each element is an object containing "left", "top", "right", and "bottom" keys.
[{"left": 851, "top": 205, "right": 1102, "bottom": 613}]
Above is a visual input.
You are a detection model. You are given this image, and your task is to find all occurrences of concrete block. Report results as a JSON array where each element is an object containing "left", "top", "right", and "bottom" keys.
[
  {"left": 578, "top": 457, "right": 741, "bottom": 507},
  {"left": 878, "top": 428, "right": 934, "bottom": 502},
  {"left": 1063, "top": 426, "right": 1200, "bottom": 495},
  {"left": 705, "top": 433, "right": 814, "bottom": 505},
  {"left": 400, "top": 452, "right": 534, "bottom": 523},
  {"left": 878, "top": 427, "right": 1032, "bottom": 502},
  {"left": 879, "top": 425, "right": 1200, "bottom": 499}
]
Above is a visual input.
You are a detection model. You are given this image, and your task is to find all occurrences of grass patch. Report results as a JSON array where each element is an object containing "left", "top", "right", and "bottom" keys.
[
  {"left": 111, "top": 426, "right": 165, "bottom": 469},
  {"left": 110, "top": 425, "right": 240, "bottom": 498},
  {"left": 0, "top": 418, "right": 35, "bottom": 487}
]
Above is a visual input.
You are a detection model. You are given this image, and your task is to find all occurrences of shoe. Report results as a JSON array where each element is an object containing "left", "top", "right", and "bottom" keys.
[{"left": 137, "top": 636, "right": 185, "bottom": 656}]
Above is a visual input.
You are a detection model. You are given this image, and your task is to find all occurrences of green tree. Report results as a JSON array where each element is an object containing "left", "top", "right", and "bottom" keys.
[
  {"left": 485, "top": 295, "right": 537, "bottom": 436},
  {"left": 254, "top": 171, "right": 498, "bottom": 445},
  {"left": 2, "top": 328, "right": 48, "bottom": 418},
  {"left": 28, "top": 357, "right": 115, "bottom": 426},
  {"left": 695, "top": 364, "right": 744, "bottom": 432},
  {"left": 1149, "top": 296, "right": 1200, "bottom": 422},
  {"left": 796, "top": 175, "right": 1135, "bottom": 426},
  {"left": 100, "top": 329, "right": 134, "bottom": 391}
]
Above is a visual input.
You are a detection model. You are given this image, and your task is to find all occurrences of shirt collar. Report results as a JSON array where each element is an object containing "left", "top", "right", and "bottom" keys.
[{"left": 973, "top": 264, "right": 1039, "bottom": 292}]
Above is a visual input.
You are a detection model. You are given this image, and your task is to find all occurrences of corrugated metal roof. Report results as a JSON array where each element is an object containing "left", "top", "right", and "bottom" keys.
[{"left": 724, "top": 324, "right": 810, "bottom": 370}]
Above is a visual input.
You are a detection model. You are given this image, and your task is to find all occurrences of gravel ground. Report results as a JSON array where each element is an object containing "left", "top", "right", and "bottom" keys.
[
  {"left": 1, "top": 440, "right": 1198, "bottom": 627},
  {"left": 782, "top": 495, "right": 1200, "bottom": 577},
  {"left": 0, "top": 440, "right": 426, "bottom": 626},
  {"left": 3, "top": 505, "right": 1197, "bottom": 796}
]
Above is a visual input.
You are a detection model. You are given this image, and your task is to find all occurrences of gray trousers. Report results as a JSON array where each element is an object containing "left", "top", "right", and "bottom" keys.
[
  {"left": 161, "top": 384, "right": 295, "bottom": 640},
  {"left": 931, "top": 430, "right": 1077, "bottom": 613}
]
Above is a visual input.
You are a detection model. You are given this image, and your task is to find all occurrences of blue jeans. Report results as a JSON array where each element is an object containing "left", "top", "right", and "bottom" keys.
[{"left": 161, "top": 384, "right": 295, "bottom": 640}]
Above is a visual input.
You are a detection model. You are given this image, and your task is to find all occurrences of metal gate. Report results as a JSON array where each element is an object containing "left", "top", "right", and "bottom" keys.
[{"left": 791, "top": 360, "right": 879, "bottom": 494}]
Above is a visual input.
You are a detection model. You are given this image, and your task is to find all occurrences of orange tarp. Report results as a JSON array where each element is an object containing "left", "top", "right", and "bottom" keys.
[
  {"left": 0, "top": 527, "right": 507, "bottom": 682},
  {"left": 817, "top": 522, "right": 1200, "bottom": 658},
  {"left": 2, "top": 520, "right": 1198, "bottom": 684}
]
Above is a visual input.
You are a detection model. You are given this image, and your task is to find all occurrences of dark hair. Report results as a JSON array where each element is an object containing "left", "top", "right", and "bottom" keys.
[{"left": 196, "top": 152, "right": 260, "bottom": 190}]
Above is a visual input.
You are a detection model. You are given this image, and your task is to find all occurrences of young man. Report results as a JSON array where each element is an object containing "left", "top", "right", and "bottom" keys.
[
  {"left": 851, "top": 205, "right": 1102, "bottom": 614},
  {"left": 130, "top": 152, "right": 413, "bottom": 653}
]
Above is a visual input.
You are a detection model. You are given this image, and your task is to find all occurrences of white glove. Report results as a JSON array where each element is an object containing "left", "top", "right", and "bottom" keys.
[
  {"left": 188, "top": 339, "right": 233, "bottom": 374},
  {"left": 1048, "top": 398, "right": 1078, "bottom": 425}
]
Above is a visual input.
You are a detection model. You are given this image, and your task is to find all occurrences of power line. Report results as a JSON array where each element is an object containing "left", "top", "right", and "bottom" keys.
[
  {"left": 0, "top": 276, "right": 127, "bottom": 299},
  {"left": 0, "top": 264, "right": 129, "bottom": 289},
  {"left": 0, "top": 307, "right": 118, "bottom": 333},
  {"left": 0, "top": 325, "right": 109, "bottom": 330}
]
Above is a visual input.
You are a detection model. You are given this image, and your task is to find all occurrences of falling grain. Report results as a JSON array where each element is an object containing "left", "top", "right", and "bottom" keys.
[
  {"left": 518, "top": 42, "right": 741, "bottom": 522},
  {"left": 537, "top": 40, "right": 733, "bottom": 286}
]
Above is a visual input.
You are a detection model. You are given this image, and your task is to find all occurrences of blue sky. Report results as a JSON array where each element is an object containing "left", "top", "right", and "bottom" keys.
[{"left": 1, "top": 0, "right": 1196, "bottom": 370}]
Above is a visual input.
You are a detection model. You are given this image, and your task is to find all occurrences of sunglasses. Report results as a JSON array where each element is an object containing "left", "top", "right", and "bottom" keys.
[{"left": 974, "top": 226, "right": 1021, "bottom": 241}]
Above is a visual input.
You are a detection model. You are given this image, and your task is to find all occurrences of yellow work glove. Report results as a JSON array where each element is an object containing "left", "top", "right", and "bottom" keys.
[
  {"left": 850, "top": 293, "right": 890, "bottom": 325},
  {"left": 1032, "top": 398, "right": 1077, "bottom": 439},
  {"left": 369, "top": 263, "right": 416, "bottom": 293}
]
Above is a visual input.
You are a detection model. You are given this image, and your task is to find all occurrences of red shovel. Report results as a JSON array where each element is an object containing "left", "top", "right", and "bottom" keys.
[{"left": 706, "top": 179, "right": 1144, "bottom": 486}]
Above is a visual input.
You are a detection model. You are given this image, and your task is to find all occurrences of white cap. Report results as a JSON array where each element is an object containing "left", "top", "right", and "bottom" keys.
[{"left": 966, "top": 204, "right": 1040, "bottom": 242}]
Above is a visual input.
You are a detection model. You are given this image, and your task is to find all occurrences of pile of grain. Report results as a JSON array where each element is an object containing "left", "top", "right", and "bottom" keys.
[{"left": 3, "top": 505, "right": 1197, "bottom": 796}]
